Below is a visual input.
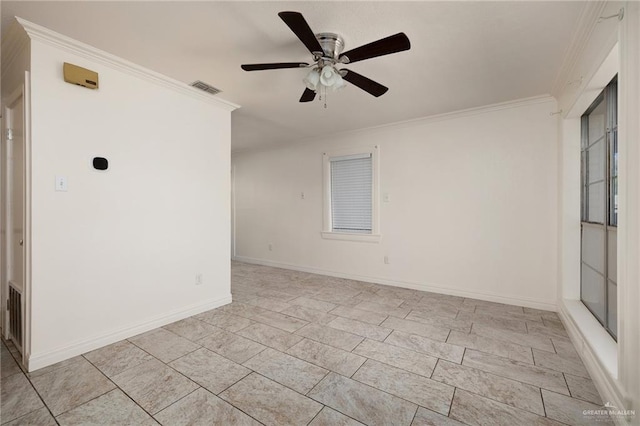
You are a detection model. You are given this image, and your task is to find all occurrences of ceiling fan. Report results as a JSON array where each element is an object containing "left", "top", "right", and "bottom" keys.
[{"left": 241, "top": 11, "right": 411, "bottom": 103}]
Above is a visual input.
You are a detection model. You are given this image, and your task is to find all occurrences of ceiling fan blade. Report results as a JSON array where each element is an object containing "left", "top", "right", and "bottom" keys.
[
  {"left": 342, "top": 69, "right": 389, "bottom": 97},
  {"left": 241, "top": 62, "right": 308, "bottom": 71},
  {"left": 299, "top": 88, "right": 316, "bottom": 102},
  {"left": 339, "top": 33, "right": 410, "bottom": 64},
  {"left": 278, "top": 11, "right": 323, "bottom": 54}
]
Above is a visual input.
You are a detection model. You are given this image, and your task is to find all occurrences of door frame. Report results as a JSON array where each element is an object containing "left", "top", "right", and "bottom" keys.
[{"left": 1, "top": 72, "right": 31, "bottom": 367}]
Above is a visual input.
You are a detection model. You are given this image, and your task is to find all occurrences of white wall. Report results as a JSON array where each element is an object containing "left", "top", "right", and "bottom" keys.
[
  {"left": 25, "top": 32, "right": 234, "bottom": 369},
  {"left": 233, "top": 97, "right": 559, "bottom": 310}
]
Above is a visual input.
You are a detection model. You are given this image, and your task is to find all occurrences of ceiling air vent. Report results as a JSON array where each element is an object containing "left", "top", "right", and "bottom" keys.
[{"left": 190, "top": 80, "right": 222, "bottom": 95}]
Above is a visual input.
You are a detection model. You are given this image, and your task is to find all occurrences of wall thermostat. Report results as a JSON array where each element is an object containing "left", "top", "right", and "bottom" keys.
[{"left": 93, "top": 157, "right": 108, "bottom": 170}]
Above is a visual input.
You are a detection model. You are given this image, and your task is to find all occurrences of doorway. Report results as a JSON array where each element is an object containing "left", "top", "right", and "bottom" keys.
[{"left": 2, "top": 85, "right": 26, "bottom": 355}]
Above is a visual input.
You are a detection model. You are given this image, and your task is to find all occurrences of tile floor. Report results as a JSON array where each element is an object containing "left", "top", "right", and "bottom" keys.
[{"left": 0, "top": 261, "right": 612, "bottom": 425}]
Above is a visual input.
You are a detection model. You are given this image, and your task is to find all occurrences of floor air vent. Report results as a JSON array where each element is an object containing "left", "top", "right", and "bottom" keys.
[
  {"left": 9, "top": 284, "right": 22, "bottom": 351},
  {"left": 190, "top": 80, "right": 222, "bottom": 95}
]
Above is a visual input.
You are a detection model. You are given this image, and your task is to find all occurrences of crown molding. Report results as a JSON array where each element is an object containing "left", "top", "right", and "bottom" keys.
[
  {"left": 551, "top": 1, "right": 608, "bottom": 97},
  {"left": 14, "top": 17, "right": 240, "bottom": 112},
  {"left": 1, "top": 18, "right": 30, "bottom": 79},
  {"left": 232, "top": 94, "right": 555, "bottom": 155}
]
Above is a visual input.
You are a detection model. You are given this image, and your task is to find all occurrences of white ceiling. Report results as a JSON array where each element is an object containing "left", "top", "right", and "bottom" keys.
[{"left": 1, "top": 1, "right": 586, "bottom": 151}]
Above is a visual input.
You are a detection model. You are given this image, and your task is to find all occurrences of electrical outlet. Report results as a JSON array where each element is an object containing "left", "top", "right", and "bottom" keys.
[
  {"left": 384, "top": 255, "right": 390, "bottom": 264},
  {"left": 195, "top": 273, "right": 203, "bottom": 285},
  {"left": 268, "top": 243, "right": 273, "bottom": 251}
]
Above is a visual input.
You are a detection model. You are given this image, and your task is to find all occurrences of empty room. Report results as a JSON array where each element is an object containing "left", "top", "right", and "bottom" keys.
[{"left": 1, "top": 1, "right": 639, "bottom": 425}]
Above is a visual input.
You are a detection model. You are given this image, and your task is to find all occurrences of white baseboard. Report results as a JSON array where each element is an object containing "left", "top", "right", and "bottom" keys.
[
  {"left": 26, "top": 294, "right": 232, "bottom": 372},
  {"left": 558, "top": 299, "right": 629, "bottom": 424},
  {"left": 232, "top": 256, "right": 556, "bottom": 311}
]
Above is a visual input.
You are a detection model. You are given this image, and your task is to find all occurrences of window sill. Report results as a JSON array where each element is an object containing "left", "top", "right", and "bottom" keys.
[
  {"left": 561, "top": 299, "right": 617, "bottom": 379},
  {"left": 321, "top": 232, "right": 381, "bottom": 243}
]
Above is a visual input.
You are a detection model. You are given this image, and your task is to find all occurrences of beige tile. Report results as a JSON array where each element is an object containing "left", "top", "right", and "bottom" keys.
[
  {"left": 402, "top": 302, "right": 461, "bottom": 319},
  {"left": 257, "top": 289, "right": 298, "bottom": 301},
  {"left": 353, "top": 359, "right": 454, "bottom": 415},
  {"left": 418, "top": 292, "right": 467, "bottom": 306},
  {"left": 290, "top": 296, "right": 337, "bottom": 312},
  {"left": 376, "top": 286, "right": 422, "bottom": 301},
  {"left": 1, "top": 344, "right": 22, "bottom": 379},
  {"left": 542, "top": 317, "right": 565, "bottom": 330},
  {"left": 169, "top": 348, "right": 250, "bottom": 394},
  {"left": 385, "top": 330, "right": 465, "bottom": 363},
  {"left": 195, "top": 310, "right": 253, "bottom": 332},
  {"left": 565, "top": 374, "right": 603, "bottom": 405},
  {"left": 471, "top": 323, "right": 555, "bottom": 352},
  {"left": 381, "top": 316, "right": 450, "bottom": 342},
  {"left": 56, "top": 389, "right": 156, "bottom": 425},
  {"left": 84, "top": 340, "right": 153, "bottom": 378},
  {"left": 309, "top": 372, "right": 417, "bottom": 426},
  {"left": 198, "top": 327, "right": 266, "bottom": 364},
  {"left": 217, "top": 302, "right": 266, "bottom": 319},
  {"left": 457, "top": 311, "right": 528, "bottom": 333},
  {"left": 163, "top": 317, "right": 219, "bottom": 341},
  {"left": 243, "top": 348, "right": 328, "bottom": 394},
  {"left": 0, "top": 372, "right": 44, "bottom": 422},
  {"left": 287, "top": 339, "right": 366, "bottom": 377},
  {"left": 330, "top": 305, "right": 388, "bottom": 325},
  {"left": 30, "top": 357, "right": 115, "bottom": 416},
  {"left": 533, "top": 348, "right": 590, "bottom": 378},
  {"left": 527, "top": 321, "right": 569, "bottom": 339},
  {"left": 295, "top": 323, "right": 364, "bottom": 351},
  {"left": 237, "top": 322, "right": 303, "bottom": 351},
  {"left": 432, "top": 360, "right": 545, "bottom": 415},
  {"left": 309, "top": 407, "right": 364, "bottom": 426},
  {"left": 411, "top": 407, "right": 466, "bottom": 426},
  {"left": 461, "top": 299, "right": 524, "bottom": 314},
  {"left": 129, "top": 328, "right": 200, "bottom": 363},
  {"left": 406, "top": 311, "right": 472, "bottom": 332},
  {"left": 542, "top": 389, "right": 613, "bottom": 425},
  {"left": 473, "top": 306, "right": 544, "bottom": 323},
  {"left": 281, "top": 305, "right": 338, "bottom": 325},
  {"left": 27, "top": 356, "right": 84, "bottom": 379},
  {"left": 462, "top": 349, "right": 569, "bottom": 395},
  {"left": 328, "top": 317, "right": 392, "bottom": 341},
  {"left": 353, "top": 339, "right": 437, "bottom": 377},
  {"left": 155, "top": 387, "right": 260, "bottom": 425},
  {"left": 220, "top": 373, "right": 322, "bottom": 426},
  {"left": 247, "top": 309, "right": 309, "bottom": 333},
  {"left": 311, "top": 290, "right": 364, "bottom": 306},
  {"left": 111, "top": 358, "right": 198, "bottom": 414},
  {"left": 447, "top": 330, "right": 534, "bottom": 364},
  {"left": 5, "top": 407, "right": 56, "bottom": 426},
  {"left": 450, "top": 389, "right": 562, "bottom": 426},
  {"left": 354, "top": 301, "right": 411, "bottom": 318},
  {"left": 551, "top": 337, "right": 581, "bottom": 360},
  {"left": 244, "top": 296, "right": 292, "bottom": 312},
  {"left": 355, "top": 293, "right": 406, "bottom": 308}
]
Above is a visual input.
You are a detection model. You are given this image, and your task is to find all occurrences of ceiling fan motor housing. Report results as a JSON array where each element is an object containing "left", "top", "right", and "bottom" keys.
[{"left": 315, "top": 33, "right": 344, "bottom": 60}]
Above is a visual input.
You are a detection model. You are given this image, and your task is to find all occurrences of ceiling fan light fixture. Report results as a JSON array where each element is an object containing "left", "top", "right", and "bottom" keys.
[
  {"left": 319, "top": 65, "right": 338, "bottom": 87},
  {"left": 332, "top": 73, "right": 346, "bottom": 91},
  {"left": 303, "top": 69, "right": 320, "bottom": 90}
]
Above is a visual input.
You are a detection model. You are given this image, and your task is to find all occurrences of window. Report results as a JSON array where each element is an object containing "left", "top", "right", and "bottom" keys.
[
  {"left": 322, "top": 147, "right": 379, "bottom": 242},
  {"left": 580, "top": 76, "right": 617, "bottom": 339}
]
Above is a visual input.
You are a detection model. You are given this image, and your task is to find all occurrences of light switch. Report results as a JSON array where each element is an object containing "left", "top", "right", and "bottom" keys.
[
  {"left": 383, "top": 193, "right": 390, "bottom": 203},
  {"left": 55, "top": 176, "right": 68, "bottom": 192}
]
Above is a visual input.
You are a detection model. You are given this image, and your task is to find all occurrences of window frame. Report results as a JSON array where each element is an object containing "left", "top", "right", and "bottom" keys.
[{"left": 321, "top": 145, "right": 380, "bottom": 243}]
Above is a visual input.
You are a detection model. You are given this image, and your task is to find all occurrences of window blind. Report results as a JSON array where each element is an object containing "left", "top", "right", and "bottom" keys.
[{"left": 330, "top": 153, "right": 372, "bottom": 234}]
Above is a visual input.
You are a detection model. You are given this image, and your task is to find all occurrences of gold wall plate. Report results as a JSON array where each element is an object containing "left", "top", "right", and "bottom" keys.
[{"left": 63, "top": 62, "right": 99, "bottom": 89}]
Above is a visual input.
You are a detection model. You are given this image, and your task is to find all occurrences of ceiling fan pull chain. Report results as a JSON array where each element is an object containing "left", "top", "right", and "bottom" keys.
[{"left": 324, "top": 86, "right": 327, "bottom": 109}]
